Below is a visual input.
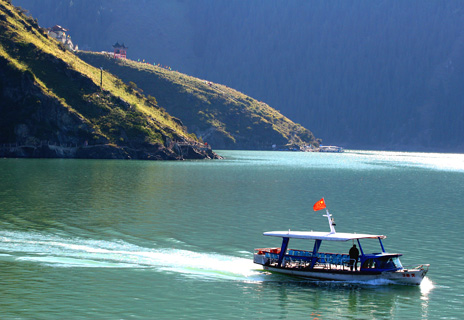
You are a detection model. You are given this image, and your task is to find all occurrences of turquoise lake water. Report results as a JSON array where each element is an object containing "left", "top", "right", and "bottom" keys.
[{"left": 0, "top": 150, "right": 463, "bottom": 319}]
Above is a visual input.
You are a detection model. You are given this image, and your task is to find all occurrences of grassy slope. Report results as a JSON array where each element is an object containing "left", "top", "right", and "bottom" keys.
[
  {"left": 77, "top": 52, "right": 319, "bottom": 149},
  {"left": 0, "top": 1, "right": 196, "bottom": 149}
]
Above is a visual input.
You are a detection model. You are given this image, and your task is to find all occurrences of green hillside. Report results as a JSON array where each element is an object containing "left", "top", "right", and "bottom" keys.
[
  {"left": 77, "top": 52, "right": 319, "bottom": 150},
  {"left": 0, "top": 0, "right": 218, "bottom": 160}
]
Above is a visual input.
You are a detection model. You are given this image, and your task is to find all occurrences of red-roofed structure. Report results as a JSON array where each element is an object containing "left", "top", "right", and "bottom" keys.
[{"left": 113, "top": 42, "right": 128, "bottom": 59}]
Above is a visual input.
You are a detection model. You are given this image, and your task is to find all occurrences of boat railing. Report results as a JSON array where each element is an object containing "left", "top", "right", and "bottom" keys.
[
  {"left": 265, "top": 252, "right": 280, "bottom": 260},
  {"left": 307, "top": 252, "right": 351, "bottom": 269},
  {"left": 256, "top": 249, "right": 352, "bottom": 269}
]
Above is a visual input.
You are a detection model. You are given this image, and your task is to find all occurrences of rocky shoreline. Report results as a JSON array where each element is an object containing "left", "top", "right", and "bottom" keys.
[{"left": 0, "top": 141, "right": 221, "bottom": 160}]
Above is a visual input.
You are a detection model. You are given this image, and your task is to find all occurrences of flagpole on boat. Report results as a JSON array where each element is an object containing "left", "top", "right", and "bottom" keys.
[
  {"left": 313, "top": 198, "right": 336, "bottom": 233},
  {"left": 324, "top": 208, "right": 336, "bottom": 234}
]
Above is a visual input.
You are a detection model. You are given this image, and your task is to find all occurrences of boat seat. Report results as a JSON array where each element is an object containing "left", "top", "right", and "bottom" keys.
[
  {"left": 340, "top": 256, "right": 350, "bottom": 269},
  {"left": 331, "top": 254, "right": 340, "bottom": 267},
  {"left": 335, "top": 254, "right": 344, "bottom": 269}
]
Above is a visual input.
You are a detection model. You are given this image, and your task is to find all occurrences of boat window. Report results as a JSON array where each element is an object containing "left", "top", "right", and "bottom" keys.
[
  {"left": 392, "top": 256, "right": 403, "bottom": 268},
  {"left": 361, "top": 258, "right": 376, "bottom": 269},
  {"left": 376, "top": 256, "right": 402, "bottom": 270},
  {"left": 362, "top": 256, "right": 402, "bottom": 270}
]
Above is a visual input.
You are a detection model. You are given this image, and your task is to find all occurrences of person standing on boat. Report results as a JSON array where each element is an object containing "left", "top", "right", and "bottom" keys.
[{"left": 349, "top": 244, "right": 360, "bottom": 271}]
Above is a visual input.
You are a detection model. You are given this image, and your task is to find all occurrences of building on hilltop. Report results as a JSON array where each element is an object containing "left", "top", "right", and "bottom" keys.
[
  {"left": 48, "top": 25, "right": 67, "bottom": 38},
  {"left": 113, "top": 42, "right": 128, "bottom": 59},
  {"left": 47, "top": 25, "right": 77, "bottom": 51}
]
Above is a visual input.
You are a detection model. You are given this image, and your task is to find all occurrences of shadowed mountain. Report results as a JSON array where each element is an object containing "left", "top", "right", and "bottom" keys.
[{"left": 77, "top": 51, "right": 318, "bottom": 150}]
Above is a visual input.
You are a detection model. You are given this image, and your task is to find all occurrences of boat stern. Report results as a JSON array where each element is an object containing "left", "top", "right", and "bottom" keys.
[
  {"left": 253, "top": 252, "right": 267, "bottom": 265},
  {"left": 253, "top": 248, "right": 280, "bottom": 266}
]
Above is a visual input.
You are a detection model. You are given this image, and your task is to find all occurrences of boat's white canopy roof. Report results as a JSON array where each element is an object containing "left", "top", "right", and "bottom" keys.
[{"left": 263, "top": 231, "right": 386, "bottom": 241}]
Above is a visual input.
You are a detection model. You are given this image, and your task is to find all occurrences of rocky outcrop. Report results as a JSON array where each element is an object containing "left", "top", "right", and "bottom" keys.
[{"left": 0, "top": 140, "right": 219, "bottom": 160}]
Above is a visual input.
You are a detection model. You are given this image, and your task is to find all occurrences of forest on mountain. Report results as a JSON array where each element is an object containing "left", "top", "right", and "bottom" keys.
[{"left": 14, "top": 0, "right": 464, "bottom": 151}]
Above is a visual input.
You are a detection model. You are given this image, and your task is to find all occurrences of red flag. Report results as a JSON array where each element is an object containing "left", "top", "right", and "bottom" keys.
[{"left": 313, "top": 198, "right": 326, "bottom": 211}]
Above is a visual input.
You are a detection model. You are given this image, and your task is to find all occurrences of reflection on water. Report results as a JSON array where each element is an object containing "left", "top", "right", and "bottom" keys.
[
  {"left": 420, "top": 277, "right": 434, "bottom": 319},
  {"left": 250, "top": 278, "right": 429, "bottom": 319}
]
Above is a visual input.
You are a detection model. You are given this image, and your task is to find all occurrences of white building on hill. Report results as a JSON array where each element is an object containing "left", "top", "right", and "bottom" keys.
[{"left": 47, "top": 25, "right": 78, "bottom": 51}]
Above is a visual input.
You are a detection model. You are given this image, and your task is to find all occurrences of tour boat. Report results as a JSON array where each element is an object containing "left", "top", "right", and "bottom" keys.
[{"left": 253, "top": 199, "right": 429, "bottom": 285}]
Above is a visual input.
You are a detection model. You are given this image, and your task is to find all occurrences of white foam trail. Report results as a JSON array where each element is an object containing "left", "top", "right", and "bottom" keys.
[
  {"left": 420, "top": 277, "right": 434, "bottom": 296},
  {"left": 0, "top": 230, "right": 264, "bottom": 281}
]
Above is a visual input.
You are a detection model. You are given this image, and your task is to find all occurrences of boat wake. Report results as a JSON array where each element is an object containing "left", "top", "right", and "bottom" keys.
[{"left": 0, "top": 230, "right": 263, "bottom": 281}]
